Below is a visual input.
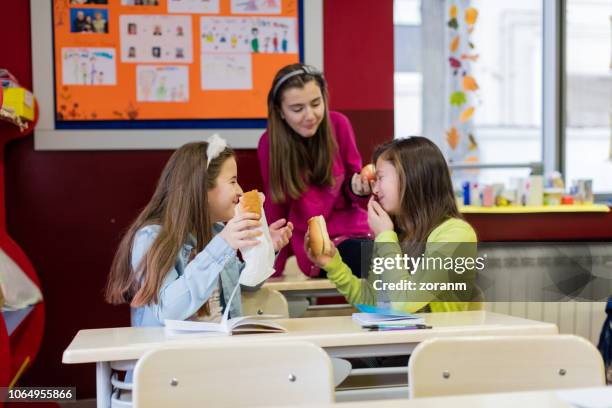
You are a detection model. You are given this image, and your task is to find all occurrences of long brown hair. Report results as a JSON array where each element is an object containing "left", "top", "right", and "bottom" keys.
[
  {"left": 373, "top": 137, "right": 461, "bottom": 251},
  {"left": 105, "top": 142, "right": 234, "bottom": 307},
  {"left": 266, "top": 63, "right": 337, "bottom": 203}
]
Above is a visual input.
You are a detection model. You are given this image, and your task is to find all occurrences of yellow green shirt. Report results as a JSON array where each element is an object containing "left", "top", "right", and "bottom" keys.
[{"left": 323, "top": 218, "right": 482, "bottom": 313}]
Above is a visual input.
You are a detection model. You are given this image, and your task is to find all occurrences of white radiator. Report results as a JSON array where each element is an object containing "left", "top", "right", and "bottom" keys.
[{"left": 485, "top": 302, "right": 607, "bottom": 344}]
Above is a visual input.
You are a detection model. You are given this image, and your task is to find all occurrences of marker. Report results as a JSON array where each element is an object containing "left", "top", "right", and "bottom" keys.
[{"left": 364, "top": 324, "right": 432, "bottom": 331}]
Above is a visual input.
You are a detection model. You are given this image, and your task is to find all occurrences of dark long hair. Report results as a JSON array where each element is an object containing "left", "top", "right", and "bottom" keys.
[
  {"left": 373, "top": 137, "right": 461, "bottom": 252},
  {"left": 266, "top": 63, "right": 337, "bottom": 203}
]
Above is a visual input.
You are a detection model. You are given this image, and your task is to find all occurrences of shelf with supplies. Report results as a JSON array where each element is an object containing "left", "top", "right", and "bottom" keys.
[{"left": 460, "top": 204, "right": 610, "bottom": 214}]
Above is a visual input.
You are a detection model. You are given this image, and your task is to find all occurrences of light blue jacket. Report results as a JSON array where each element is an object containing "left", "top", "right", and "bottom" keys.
[{"left": 130, "top": 223, "right": 246, "bottom": 327}]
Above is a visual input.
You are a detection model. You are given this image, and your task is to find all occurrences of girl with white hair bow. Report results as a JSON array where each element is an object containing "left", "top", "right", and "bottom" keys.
[{"left": 105, "top": 135, "right": 293, "bottom": 327}]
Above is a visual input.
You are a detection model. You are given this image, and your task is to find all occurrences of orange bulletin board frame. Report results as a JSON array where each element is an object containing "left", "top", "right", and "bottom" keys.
[{"left": 51, "top": 0, "right": 302, "bottom": 128}]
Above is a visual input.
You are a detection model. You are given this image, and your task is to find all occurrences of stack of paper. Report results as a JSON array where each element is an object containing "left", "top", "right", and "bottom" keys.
[{"left": 352, "top": 304, "right": 424, "bottom": 327}]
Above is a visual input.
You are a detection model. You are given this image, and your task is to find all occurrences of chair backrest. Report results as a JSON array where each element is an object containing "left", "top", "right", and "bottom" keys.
[
  {"left": 408, "top": 334, "right": 605, "bottom": 398},
  {"left": 241, "top": 287, "right": 289, "bottom": 318},
  {"left": 133, "top": 341, "right": 334, "bottom": 407}
]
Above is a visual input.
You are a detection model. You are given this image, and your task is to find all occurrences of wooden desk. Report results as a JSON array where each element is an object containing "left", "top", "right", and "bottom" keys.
[
  {"left": 275, "top": 387, "right": 612, "bottom": 408},
  {"left": 63, "top": 312, "right": 558, "bottom": 408},
  {"left": 263, "top": 275, "right": 338, "bottom": 296},
  {"left": 264, "top": 275, "right": 343, "bottom": 317}
]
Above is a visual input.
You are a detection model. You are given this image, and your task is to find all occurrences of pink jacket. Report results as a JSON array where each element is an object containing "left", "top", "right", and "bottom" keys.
[{"left": 258, "top": 111, "right": 370, "bottom": 277}]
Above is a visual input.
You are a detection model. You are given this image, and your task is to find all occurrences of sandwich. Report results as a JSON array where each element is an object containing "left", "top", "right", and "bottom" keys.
[
  {"left": 308, "top": 215, "right": 332, "bottom": 256},
  {"left": 241, "top": 190, "right": 261, "bottom": 217}
]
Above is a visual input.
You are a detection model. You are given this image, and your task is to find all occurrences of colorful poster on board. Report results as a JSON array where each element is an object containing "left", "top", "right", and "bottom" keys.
[{"left": 52, "top": 0, "right": 300, "bottom": 122}]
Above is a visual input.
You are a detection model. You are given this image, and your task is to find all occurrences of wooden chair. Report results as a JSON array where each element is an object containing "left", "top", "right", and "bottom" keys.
[
  {"left": 133, "top": 341, "right": 334, "bottom": 407},
  {"left": 408, "top": 334, "right": 605, "bottom": 398},
  {"left": 241, "top": 287, "right": 289, "bottom": 318}
]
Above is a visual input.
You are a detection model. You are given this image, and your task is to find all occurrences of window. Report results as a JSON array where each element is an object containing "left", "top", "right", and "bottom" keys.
[
  {"left": 394, "top": 0, "right": 544, "bottom": 186},
  {"left": 564, "top": 0, "right": 612, "bottom": 194}
]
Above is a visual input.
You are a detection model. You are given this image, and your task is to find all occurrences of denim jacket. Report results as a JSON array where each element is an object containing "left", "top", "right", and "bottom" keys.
[{"left": 130, "top": 223, "right": 246, "bottom": 327}]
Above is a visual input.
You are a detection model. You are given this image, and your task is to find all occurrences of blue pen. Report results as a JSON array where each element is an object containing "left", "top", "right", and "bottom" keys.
[{"left": 365, "top": 324, "right": 432, "bottom": 331}]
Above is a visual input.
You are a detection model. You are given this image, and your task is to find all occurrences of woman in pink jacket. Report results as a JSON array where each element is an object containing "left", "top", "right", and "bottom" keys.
[{"left": 258, "top": 64, "right": 371, "bottom": 277}]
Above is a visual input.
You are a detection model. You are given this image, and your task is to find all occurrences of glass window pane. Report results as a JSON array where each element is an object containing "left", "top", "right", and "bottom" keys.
[
  {"left": 564, "top": 0, "right": 612, "bottom": 194},
  {"left": 394, "top": 0, "right": 543, "bottom": 186}
]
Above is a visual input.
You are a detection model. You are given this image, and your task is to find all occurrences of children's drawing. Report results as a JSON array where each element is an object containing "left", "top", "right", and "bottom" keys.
[
  {"left": 231, "top": 0, "right": 281, "bottom": 15},
  {"left": 201, "top": 53, "right": 252, "bottom": 90},
  {"left": 62, "top": 48, "right": 116, "bottom": 86},
  {"left": 200, "top": 16, "right": 296, "bottom": 54},
  {"left": 137, "top": 65, "right": 189, "bottom": 102},
  {"left": 168, "top": 0, "right": 220, "bottom": 14},
  {"left": 120, "top": 15, "right": 193, "bottom": 63}
]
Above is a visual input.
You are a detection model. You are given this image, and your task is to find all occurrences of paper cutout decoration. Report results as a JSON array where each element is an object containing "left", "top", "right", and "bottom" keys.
[
  {"left": 465, "top": 7, "right": 478, "bottom": 25},
  {"left": 446, "top": 127, "right": 460, "bottom": 150},
  {"left": 450, "top": 36, "right": 460, "bottom": 53},
  {"left": 461, "top": 53, "right": 479, "bottom": 62},
  {"left": 463, "top": 75, "right": 479, "bottom": 91},
  {"left": 468, "top": 133, "right": 478, "bottom": 151},
  {"left": 450, "top": 91, "right": 467, "bottom": 106},
  {"left": 460, "top": 106, "right": 475, "bottom": 123},
  {"left": 445, "top": 1, "right": 480, "bottom": 171},
  {"left": 449, "top": 57, "right": 462, "bottom": 75},
  {"left": 449, "top": 57, "right": 461, "bottom": 68}
]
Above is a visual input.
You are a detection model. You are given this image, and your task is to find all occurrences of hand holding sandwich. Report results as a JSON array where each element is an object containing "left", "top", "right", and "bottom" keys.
[
  {"left": 304, "top": 215, "right": 336, "bottom": 268},
  {"left": 220, "top": 212, "right": 262, "bottom": 250},
  {"left": 220, "top": 190, "right": 263, "bottom": 250}
]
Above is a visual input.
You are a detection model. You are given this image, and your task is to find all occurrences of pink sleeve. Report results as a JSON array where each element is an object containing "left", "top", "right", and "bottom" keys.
[
  {"left": 257, "top": 132, "right": 291, "bottom": 275},
  {"left": 333, "top": 112, "right": 370, "bottom": 208}
]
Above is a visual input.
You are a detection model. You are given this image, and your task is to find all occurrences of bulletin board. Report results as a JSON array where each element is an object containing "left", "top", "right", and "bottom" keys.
[{"left": 51, "top": 0, "right": 302, "bottom": 128}]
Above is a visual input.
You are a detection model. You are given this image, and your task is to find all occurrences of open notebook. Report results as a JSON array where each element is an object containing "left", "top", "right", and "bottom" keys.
[
  {"left": 352, "top": 303, "right": 425, "bottom": 327},
  {"left": 165, "top": 315, "right": 286, "bottom": 335},
  {"left": 165, "top": 284, "right": 286, "bottom": 336}
]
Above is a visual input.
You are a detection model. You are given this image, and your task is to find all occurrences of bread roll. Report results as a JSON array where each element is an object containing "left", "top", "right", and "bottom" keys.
[
  {"left": 241, "top": 190, "right": 261, "bottom": 216},
  {"left": 308, "top": 215, "right": 332, "bottom": 256}
]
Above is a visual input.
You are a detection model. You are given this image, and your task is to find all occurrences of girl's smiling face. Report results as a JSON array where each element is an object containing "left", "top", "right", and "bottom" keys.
[
  {"left": 279, "top": 80, "right": 325, "bottom": 138},
  {"left": 207, "top": 157, "right": 243, "bottom": 223},
  {"left": 372, "top": 157, "right": 401, "bottom": 215}
]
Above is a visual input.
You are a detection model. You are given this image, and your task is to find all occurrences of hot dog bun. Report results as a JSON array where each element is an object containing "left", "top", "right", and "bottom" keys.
[
  {"left": 241, "top": 190, "right": 261, "bottom": 216},
  {"left": 308, "top": 215, "right": 332, "bottom": 256}
]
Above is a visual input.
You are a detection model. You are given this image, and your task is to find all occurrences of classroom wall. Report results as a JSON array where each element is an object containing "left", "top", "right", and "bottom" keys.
[{"left": 0, "top": 0, "right": 394, "bottom": 397}]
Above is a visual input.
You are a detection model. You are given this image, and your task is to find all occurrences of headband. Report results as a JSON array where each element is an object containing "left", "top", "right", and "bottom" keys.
[
  {"left": 206, "top": 133, "right": 227, "bottom": 168},
  {"left": 271, "top": 65, "right": 324, "bottom": 99}
]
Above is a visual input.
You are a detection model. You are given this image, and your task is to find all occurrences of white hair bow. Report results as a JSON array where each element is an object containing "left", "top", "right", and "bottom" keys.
[{"left": 206, "top": 133, "right": 227, "bottom": 168}]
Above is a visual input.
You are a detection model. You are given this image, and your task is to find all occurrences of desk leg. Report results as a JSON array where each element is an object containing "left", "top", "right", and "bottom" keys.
[{"left": 96, "top": 361, "right": 112, "bottom": 408}]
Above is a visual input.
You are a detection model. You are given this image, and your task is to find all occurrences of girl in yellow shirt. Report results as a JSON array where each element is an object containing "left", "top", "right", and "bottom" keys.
[{"left": 306, "top": 137, "right": 482, "bottom": 313}]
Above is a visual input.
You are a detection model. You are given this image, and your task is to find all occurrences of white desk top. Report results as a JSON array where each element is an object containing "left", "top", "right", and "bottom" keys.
[
  {"left": 63, "top": 311, "right": 557, "bottom": 364},
  {"left": 275, "top": 387, "right": 612, "bottom": 408},
  {"left": 263, "top": 276, "right": 337, "bottom": 292}
]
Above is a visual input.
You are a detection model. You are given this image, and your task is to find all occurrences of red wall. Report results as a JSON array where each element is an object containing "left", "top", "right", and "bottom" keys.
[{"left": 0, "top": 0, "right": 394, "bottom": 397}]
